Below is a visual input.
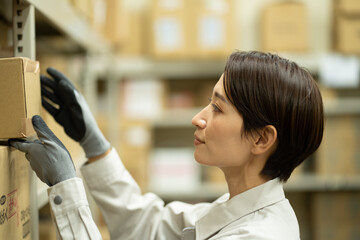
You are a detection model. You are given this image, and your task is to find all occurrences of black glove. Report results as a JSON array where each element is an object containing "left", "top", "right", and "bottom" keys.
[
  {"left": 10, "top": 115, "right": 76, "bottom": 186},
  {"left": 41, "top": 68, "right": 110, "bottom": 158}
]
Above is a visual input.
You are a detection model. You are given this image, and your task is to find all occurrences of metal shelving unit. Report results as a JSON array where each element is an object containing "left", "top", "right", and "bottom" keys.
[{"left": 2, "top": 0, "right": 359, "bottom": 239}]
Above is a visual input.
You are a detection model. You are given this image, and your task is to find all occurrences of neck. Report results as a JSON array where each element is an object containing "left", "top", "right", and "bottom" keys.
[{"left": 221, "top": 165, "right": 270, "bottom": 199}]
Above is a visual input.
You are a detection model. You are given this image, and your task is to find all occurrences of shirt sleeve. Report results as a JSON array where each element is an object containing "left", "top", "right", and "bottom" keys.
[
  {"left": 48, "top": 178, "right": 102, "bottom": 240},
  {"left": 80, "top": 148, "right": 210, "bottom": 240}
]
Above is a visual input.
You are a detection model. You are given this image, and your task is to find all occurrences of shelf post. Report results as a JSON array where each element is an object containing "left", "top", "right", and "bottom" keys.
[{"left": 13, "top": 0, "right": 38, "bottom": 240}]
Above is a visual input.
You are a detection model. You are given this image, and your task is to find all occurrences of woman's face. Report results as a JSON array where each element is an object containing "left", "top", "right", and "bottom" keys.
[{"left": 192, "top": 74, "right": 253, "bottom": 168}]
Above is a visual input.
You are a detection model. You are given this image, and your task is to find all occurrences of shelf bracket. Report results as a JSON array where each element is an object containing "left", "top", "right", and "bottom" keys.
[
  {"left": 13, "top": 0, "right": 35, "bottom": 60},
  {"left": 13, "top": 1, "right": 38, "bottom": 240}
]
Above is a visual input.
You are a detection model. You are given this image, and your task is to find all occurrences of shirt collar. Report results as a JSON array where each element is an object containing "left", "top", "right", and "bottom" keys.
[{"left": 195, "top": 178, "right": 285, "bottom": 240}]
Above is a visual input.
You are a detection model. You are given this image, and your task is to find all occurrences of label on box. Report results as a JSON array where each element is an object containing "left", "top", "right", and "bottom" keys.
[
  {"left": 319, "top": 54, "right": 359, "bottom": 88},
  {"left": 198, "top": 16, "right": 225, "bottom": 48},
  {"left": 155, "top": 17, "right": 183, "bottom": 51}
]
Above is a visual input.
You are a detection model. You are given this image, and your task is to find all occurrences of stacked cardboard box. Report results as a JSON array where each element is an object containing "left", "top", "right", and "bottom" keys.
[
  {"left": 313, "top": 192, "right": 360, "bottom": 240},
  {"left": 148, "top": 0, "right": 235, "bottom": 59},
  {"left": 190, "top": 0, "right": 235, "bottom": 59},
  {"left": 334, "top": 0, "right": 360, "bottom": 54},
  {"left": 105, "top": 0, "right": 145, "bottom": 55},
  {"left": 117, "top": 119, "right": 151, "bottom": 191},
  {"left": 0, "top": 147, "right": 31, "bottom": 240},
  {"left": 261, "top": 2, "right": 309, "bottom": 53},
  {"left": 315, "top": 115, "right": 360, "bottom": 175},
  {"left": 147, "top": 0, "right": 189, "bottom": 58}
]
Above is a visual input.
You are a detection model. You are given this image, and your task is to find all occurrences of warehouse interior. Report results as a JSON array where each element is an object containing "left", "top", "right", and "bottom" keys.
[{"left": 1, "top": 0, "right": 360, "bottom": 239}]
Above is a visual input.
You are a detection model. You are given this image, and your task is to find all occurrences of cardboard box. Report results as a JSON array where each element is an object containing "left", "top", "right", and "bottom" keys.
[
  {"left": 316, "top": 116, "right": 360, "bottom": 175},
  {"left": 335, "top": 14, "right": 360, "bottom": 54},
  {"left": 337, "top": 0, "right": 360, "bottom": 15},
  {"left": 190, "top": 0, "right": 235, "bottom": 59},
  {"left": 313, "top": 192, "right": 360, "bottom": 240},
  {"left": 118, "top": 119, "right": 151, "bottom": 190},
  {"left": 261, "top": 2, "right": 309, "bottom": 52},
  {"left": 0, "top": 146, "right": 31, "bottom": 240},
  {"left": 105, "top": 0, "right": 145, "bottom": 55},
  {"left": 147, "top": 0, "right": 189, "bottom": 58},
  {"left": 0, "top": 57, "right": 41, "bottom": 139}
]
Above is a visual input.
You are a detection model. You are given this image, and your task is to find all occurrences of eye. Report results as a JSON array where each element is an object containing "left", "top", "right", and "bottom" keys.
[
  {"left": 211, "top": 104, "right": 221, "bottom": 112},
  {"left": 208, "top": 97, "right": 221, "bottom": 113}
]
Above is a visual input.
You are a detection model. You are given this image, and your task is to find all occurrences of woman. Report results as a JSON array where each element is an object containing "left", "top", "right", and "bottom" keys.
[{"left": 11, "top": 51, "right": 324, "bottom": 239}]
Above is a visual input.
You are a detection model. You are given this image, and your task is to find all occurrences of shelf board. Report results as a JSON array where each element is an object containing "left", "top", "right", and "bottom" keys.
[
  {"left": 25, "top": 0, "right": 110, "bottom": 54},
  {"left": 109, "top": 52, "right": 322, "bottom": 80},
  {"left": 110, "top": 57, "right": 227, "bottom": 79},
  {"left": 324, "top": 98, "right": 360, "bottom": 116},
  {"left": 150, "top": 175, "right": 360, "bottom": 201}
]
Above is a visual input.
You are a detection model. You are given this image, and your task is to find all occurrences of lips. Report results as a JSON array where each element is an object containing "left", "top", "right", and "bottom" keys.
[{"left": 194, "top": 134, "right": 205, "bottom": 145}]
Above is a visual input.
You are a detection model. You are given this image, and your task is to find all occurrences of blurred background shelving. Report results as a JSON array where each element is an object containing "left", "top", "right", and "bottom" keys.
[{"left": 1, "top": 0, "right": 360, "bottom": 239}]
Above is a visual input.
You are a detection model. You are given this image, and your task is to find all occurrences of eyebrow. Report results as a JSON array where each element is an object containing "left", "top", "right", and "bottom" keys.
[{"left": 214, "top": 91, "right": 228, "bottom": 103}]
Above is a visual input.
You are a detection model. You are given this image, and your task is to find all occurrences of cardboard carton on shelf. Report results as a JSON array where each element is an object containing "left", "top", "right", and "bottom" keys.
[
  {"left": 147, "top": 0, "right": 190, "bottom": 58},
  {"left": 313, "top": 192, "right": 360, "bottom": 240},
  {"left": 316, "top": 115, "right": 360, "bottom": 175},
  {"left": 117, "top": 119, "right": 152, "bottom": 191},
  {"left": 190, "top": 0, "right": 235, "bottom": 59},
  {"left": 0, "top": 57, "right": 41, "bottom": 139},
  {"left": 261, "top": 2, "right": 309, "bottom": 53},
  {"left": 334, "top": 13, "right": 360, "bottom": 54},
  {"left": 105, "top": 0, "right": 145, "bottom": 56},
  {"left": 337, "top": 0, "right": 360, "bottom": 15},
  {"left": 0, "top": 146, "right": 31, "bottom": 240}
]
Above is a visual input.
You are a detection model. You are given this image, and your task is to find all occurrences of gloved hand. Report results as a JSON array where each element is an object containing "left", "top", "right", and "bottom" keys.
[
  {"left": 10, "top": 115, "right": 76, "bottom": 186},
  {"left": 41, "top": 67, "right": 110, "bottom": 158}
]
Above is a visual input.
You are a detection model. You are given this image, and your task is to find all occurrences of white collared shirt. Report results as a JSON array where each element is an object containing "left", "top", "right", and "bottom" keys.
[{"left": 48, "top": 148, "right": 300, "bottom": 239}]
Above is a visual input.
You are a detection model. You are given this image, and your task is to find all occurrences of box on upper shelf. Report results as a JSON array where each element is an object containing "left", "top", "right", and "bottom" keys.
[
  {"left": 189, "top": 0, "right": 235, "bottom": 59},
  {"left": 147, "top": 0, "right": 235, "bottom": 59},
  {"left": 261, "top": 2, "right": 309, "bottom": 53},
  {"left": 0, "top": 57, "right": 40, "bottom": 139},
  {"left": 337, "top": 0, "right": 360, "bottom": 15},
  {"left": 334, "top": 13, "right": 360, "bottom": 54},
  {"left": 147, "top": 0, "right": 189, "bottom": 58},
  {"left": 105, "top": 0, "right": 146, "bottom": 55},
  {"left": 334, "top": 0, "right": 360, "bottom": 54}
]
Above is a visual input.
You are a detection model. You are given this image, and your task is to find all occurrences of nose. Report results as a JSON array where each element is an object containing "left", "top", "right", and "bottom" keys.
[{"left": 192, "top": 109, "right": 207, "bottom": 129}]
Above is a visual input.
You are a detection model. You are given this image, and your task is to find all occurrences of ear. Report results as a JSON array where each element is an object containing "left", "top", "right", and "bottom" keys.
[{"left": 251, "top": 125, "right": 277, "bottom": 155}]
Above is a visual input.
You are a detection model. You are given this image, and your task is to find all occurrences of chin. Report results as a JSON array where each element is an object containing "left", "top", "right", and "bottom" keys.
[{"left": 194, "top": 152, "right": 213, "bottom": 166}]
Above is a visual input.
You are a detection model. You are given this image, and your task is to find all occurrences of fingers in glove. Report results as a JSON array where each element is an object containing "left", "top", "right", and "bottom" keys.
[
  {"left": 9, "top": 138, "right": 34, "bottom": 153},
  {"left": 40, "top": 75, "right": 57, "bottom": 90},
  {"left": 41, "top": 86, "right": 61, "bottom": 105},
  {"left": 42, "top": 98, "right": 59, "bottom": 118},
  {"left": 31, "top": 115, "right": 67, "bottom": 151},
  {"left": 46, "top": 68, "right": 75, "bottom": 90}
]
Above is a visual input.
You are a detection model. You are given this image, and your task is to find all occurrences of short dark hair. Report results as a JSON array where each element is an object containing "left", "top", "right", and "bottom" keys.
[{"left": 223, "top": 51, "right": 324, "bottom": 182}]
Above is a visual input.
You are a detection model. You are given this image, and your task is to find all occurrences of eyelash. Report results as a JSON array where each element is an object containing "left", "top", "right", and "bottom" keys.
[{"left": 208, "top": 98, "right": 221, "bottom": 112}]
